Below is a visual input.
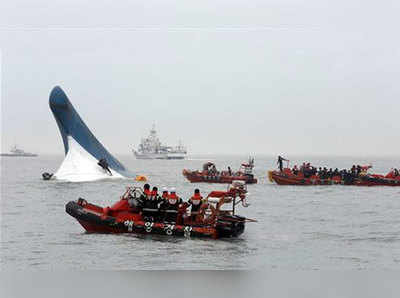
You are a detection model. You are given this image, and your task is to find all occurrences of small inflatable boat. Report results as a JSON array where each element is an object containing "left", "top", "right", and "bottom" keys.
[
  {"left": 183, "top": 170, "right": 257, "bottom": 184},
  {"left": 66, "top": 182, "right": 254, "bottom": 239},
  {"left": 183, "top": 158, "right": 257, "bottom": 185}
]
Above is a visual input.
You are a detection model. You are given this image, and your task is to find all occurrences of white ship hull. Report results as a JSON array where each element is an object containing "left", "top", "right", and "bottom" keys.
[
  {"left": 0, "top": 153, "right": 38, "bottom": 157},
  {"left": 133, "top": 150, "right": 186, "bottom": 160},
  {"left": 166, "top": 152, "right": 186, "bottom": 160}
]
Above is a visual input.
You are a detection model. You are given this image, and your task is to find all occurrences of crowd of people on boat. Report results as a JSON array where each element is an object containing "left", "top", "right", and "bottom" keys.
[
  {"left": 385, "top": 168, "right": 400, "bottom": 178},
  {"left": 202, "top": 161, "right": 253, "bottom": 177},
  {"left": 133, "top": 184, "right": 209, "bottom": 224},
  {"left": 203, "top": 162, "right": 233, "bottom": 176},
  {"left": 289, "top": 163, "right": 371, "bottom": 180},
  {"left": 277, "top": 156, "right": 399, "bottom": 182}
]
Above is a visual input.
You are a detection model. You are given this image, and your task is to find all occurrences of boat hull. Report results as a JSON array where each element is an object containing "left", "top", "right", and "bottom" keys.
[
  {"left": 0, "top": 153, "right": 38, "bottom": 157},
  {"left": 183, "top": 170, "right": 257, "bottom": 184},
  {"left": 269, "top": 171, "right": 400, "bottom": 186},
  {"left": 66, "top": 201, "right": 245, "bottom": 239},
  {"left": 133, "top": 151, "right": 186, "bottom": 160}
]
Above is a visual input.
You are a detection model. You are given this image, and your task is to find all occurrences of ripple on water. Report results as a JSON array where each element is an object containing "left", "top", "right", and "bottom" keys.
[
  {"left": 330, "top": 256, "right": 369, "bottom": 264},
  {"left": 47, "top": 241, "right": 87, "bottom": 246},
  {"left": 346, "top": 236, "right": 400, "bottom": 243},
  {"left": 31, "top": 250, "right": 47, "bottom": 255}
]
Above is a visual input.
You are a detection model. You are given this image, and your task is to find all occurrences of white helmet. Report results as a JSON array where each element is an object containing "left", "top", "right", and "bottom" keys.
[
  {"left": 170, "top": 187, "right": 176, "bottom": 193},
  {"left": 162, "top": 186, "right": 168, "bottom": 192}
]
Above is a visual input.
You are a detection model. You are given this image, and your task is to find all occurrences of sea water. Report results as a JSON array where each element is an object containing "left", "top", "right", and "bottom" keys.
[{"left": 1, "top": 155, "right": 400, "bottom": 270}]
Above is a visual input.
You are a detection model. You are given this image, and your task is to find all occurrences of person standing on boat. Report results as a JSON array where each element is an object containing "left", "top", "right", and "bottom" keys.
[
  {"left": 277, "top": 156, "right": 288, "bottom": 172},
  {"left": 292, "top": 165, "right": 299, "bottom": 175},
  {"left": 142, "top": 184, "right": 151, "bottom": 197},
  {"left": 161, "top": 187, "right": 169, "bottom": 202},
  {"left": 141, "top": 184, "right": 154, "bottom": 220},
  {"left": 188, "top": 189, "right": 203, "bottom": 222},
  {"left": 211, "top": 164, "right": 217, "bottom": 175},
  {"left": 203, "top": 162, "right": 214, "bottom": 173},
  {"left": 146, "top": 186, "right": 161, "bottom": 221},
  {"left": 137, "top": 183, "right": 151, "bottom": 206},
  {"left": 162, "top": 188, "right": 182, "bottom": 223}
]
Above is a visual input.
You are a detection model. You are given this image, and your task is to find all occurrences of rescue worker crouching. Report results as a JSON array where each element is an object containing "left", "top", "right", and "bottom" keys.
[{"left": 198, "top": 199, "right": 217, "bottom": 225}]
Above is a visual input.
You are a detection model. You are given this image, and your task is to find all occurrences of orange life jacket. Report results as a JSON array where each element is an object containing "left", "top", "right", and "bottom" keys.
[
  {"left": 168, "top": 193, "right": 178, "bottom": 199},
  {"left": 190, "top": 194, "right": 203, "bottom": 205},
  {"left": 168, "top": 193, "right": 179, "bottom": 204}
]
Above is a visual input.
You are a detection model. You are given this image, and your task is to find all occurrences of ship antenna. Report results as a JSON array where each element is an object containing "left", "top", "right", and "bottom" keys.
[{"left": 151, "top": 122, "right": 157, "bottom": 134}]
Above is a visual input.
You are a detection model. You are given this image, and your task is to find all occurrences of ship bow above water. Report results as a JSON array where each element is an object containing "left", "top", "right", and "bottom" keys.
[{"left": 49, "top": 86, "right": 134, "bottom": 182}]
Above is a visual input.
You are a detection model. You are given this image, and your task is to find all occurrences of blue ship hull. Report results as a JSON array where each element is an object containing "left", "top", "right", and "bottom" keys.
[{"left": 49, "top": 86, "right": 133, "bottom": 177}]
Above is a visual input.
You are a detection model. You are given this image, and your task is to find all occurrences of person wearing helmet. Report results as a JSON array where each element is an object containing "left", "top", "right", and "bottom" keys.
[
  {"left": 141, "top": 184, "right": 156, "bottom": 220},
  {"left": 188, "top": 188, "right": 203, "bottom": 222},
  {"left": 159, "top": 187, "right": 169, "bottom": 221},
  {"left": 161, "top": 187, "right": 169, "bottom": 202},
  {"left": 162, "top": 188, "right": 182, "bottom": 223},
  {"left": 144, "top": 186, "right": 162, "bottom": 221},
  {"left": 142, "top": 184, "right": 151, "bottom": 196}
]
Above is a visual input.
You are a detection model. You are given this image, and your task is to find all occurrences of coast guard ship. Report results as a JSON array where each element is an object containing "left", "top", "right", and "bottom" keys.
[
  {"left": 133, "top": 125, "right": 187, "bottom": 160},
  {"left": 0, "top": 145, "right": 38, "bottom": 157}
]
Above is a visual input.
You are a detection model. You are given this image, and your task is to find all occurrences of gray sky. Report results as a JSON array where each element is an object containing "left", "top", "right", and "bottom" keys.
[{"left": 1, "top": 1, "right": 399, "bottom": 155}]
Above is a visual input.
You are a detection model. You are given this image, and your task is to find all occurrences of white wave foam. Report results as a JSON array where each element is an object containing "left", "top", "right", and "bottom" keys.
[{"left": 54, "top": 136, "right": 124, "bottom": 182}]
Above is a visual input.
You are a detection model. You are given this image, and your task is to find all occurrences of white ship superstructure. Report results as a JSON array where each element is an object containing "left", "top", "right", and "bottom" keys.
[{"left": 133, "top": 125, "right": 187, "bottom": 160}]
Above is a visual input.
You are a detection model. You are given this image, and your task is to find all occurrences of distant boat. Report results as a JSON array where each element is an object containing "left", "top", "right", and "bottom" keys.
[
  {"left": 0, "top": 145, "right": 38, "bottom": 157},
  {"left": 133, "top": 124, "right": 187, "bottom": 160}
]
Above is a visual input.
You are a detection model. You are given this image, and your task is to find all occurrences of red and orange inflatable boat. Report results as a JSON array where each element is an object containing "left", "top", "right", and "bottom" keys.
[
  {"left": 268, "top": 169, "right": 400, "bottom": 186},
  {"left": 182, "top": 169, "right": 257, "bottom": 184},
  {"left": 183, "top": 158, "right": 258, "bottom": 184},
  {"left": 66, "top": 183, "right": 254, "bottom": 239}
]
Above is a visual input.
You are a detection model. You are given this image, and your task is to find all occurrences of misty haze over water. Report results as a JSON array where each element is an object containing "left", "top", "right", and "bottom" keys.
[{"left": 1, "top": 1, "right": 399, "bottom": 157}]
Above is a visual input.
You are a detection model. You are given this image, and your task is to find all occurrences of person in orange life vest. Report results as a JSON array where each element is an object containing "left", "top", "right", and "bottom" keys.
[
  {"left": 158, "top": 187, "right": 169, "bottom": 220},
  {"left": 161, "top": 187, "right": 169, "bottom": 202},
  {"left": 142, "top": 184, "right": 151, "bottom": 196},
  {"left": 141, "top": 184, "right": 156, "bottom": 220},
  {"left": 150, "top": 186, "right": 160, "bottom": 201},
  {"left": 188, "top": 188, "right": 203, "bottom": 222},
  {"left": 162, "top": 188, "right": 182, "bottom": 223},
  {"left": 148, "top": 186, "right": 162, "bottom": 220},
  {"left": 292, "top": 165, "right": 299, "bottom": 175}
]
